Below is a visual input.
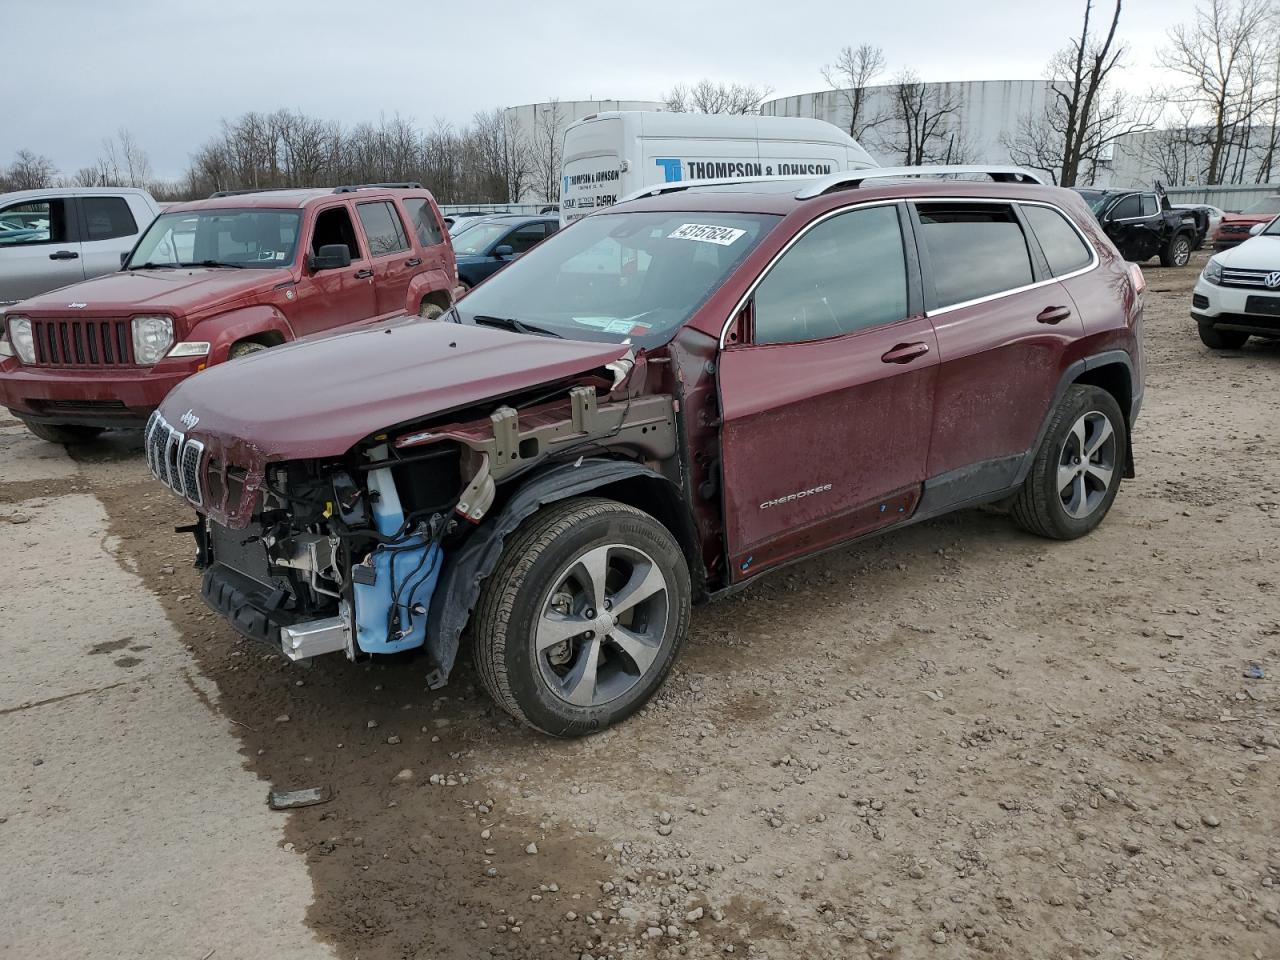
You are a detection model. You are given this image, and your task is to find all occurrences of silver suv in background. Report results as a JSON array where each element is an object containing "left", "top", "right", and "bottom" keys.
[{"left": 0, "top": 187, "right": 161, "bottom": 305}]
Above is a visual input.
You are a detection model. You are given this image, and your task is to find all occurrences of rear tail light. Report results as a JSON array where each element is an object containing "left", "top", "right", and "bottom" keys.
[{"left": 1128, "top": 263, "right": 1147, "bottom": 297}]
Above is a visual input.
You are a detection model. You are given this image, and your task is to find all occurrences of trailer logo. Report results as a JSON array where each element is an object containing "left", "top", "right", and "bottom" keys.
[
  {"left": 760, "top": 483, "right": 832, "bottom": 510},
  {"left": 1266, "top": 272, "right": 1280, "bottom": 289},
  {"left": 179, "top": 409, "right": 200, "bottom": 430}
]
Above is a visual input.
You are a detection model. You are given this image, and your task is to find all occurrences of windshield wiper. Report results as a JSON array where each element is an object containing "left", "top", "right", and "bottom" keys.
[
  {"left": 472, "top": 314, "right": 564, "bottom": 339},
  {"left": 181, "top": 260, "right": 244, "bottom": 269},
  {"left": 127, "top": 262, "right": 178, "bottom": 270}
]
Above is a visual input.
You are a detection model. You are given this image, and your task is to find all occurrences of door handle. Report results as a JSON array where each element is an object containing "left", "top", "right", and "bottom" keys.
[
  {"left": 354, "top": 268, "right": 374, "bottom": 279},
  {"left": 1036, "top": 306, "right": 1072, "bottom": 325},
  {"left": 405, "top": 258, "right": 422, "bottom": 267},
  {"left": 49, "top": 250, "right": 80, "bottom": 261},
  {"left": 880, "top": 341, "right": 930, "bottom": 364}
]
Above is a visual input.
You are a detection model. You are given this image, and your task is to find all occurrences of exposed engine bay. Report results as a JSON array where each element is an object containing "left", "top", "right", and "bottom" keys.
[{"left": 160, "top": 359, "right": 684, "bottom": 683}]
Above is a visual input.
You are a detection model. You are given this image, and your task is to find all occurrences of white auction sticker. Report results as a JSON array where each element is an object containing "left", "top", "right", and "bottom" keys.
[{"left": 668, "top": 223, "right": 747, "bottom": 245}]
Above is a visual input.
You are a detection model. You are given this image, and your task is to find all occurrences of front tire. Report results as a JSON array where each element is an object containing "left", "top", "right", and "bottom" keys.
[
  {"left": 1011, "top": 385, "right": 1126, "bottom": 540},
  {"left": 1160, "top": 233, "right": 1192, "bottom": 267},
  {"left": 419, "top": 300, "right": 446, "bottom": 320},
  {"left": 20, "top": 420, "right": 104, "bottom": 445},
  {"left": 1197, "top": 322, "right": 1249, "bottom": 350},
  {"left": 472, "top": 497, "right": 691, "bottom": 737},
  {"left": 228, "top": 340, "right": 269, "bottom": 360}
]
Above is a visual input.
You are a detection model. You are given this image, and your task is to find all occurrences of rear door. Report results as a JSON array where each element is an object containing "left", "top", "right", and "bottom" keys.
[
  {"left": 913, "top": 199, "right": 1087, "bottom": 498},
  {"left": 399, "top": 195, "right": 453, "bottom": 296},
  {"left": 355, "top": 200, "right": 415, "bottom": 316},
  {"left": 0, "top": 195, "right": 83, "bottom": 303},
  {"left": 717, "top": 202, "right": 937, "bottom": 580},
  {"left": 292, "top": 202, "right": 377, "bottom": 335},
  {"left": 76, "top": 194, "right": 139, "bottom": 280}
]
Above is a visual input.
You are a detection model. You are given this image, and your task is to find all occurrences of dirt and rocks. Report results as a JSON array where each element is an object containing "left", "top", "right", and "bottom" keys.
[{"left": 2, "top": 253, "right": 1279, "bottom": 960}]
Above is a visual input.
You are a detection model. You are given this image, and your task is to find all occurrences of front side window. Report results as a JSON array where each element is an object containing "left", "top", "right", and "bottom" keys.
[
  {"left": 504, "top": 223, "right": 548, "bottom": 254},
  {"left": 402, "top": 198, "right": 444, "bottom": 246},
  {"left": 127, "top": 209, "right": 302, "bottom": 268},
  {"left": 1022, "top": 204, "right": 1093, "bottom": 277},
  {"left": 311, "top": 206, "right": 363, "bottom": 259},
  {"left": 0, "top": 199, "right": 71, "bottom": 247},
  {"left": 753, "top": 205, "right": 908, "bottom": 345},
  {"left": 916, "top": 203, "right": 1034, "bottom": 308},
  {"left": 356, "top": 201, "right": 410, "bottom": 257},
  {"left": 1109, "top": 195, "right": 1141, "bottom": 220},
  {"left": 81, "top": 196, "right": 137, "bottom": 241},
  {"left": 454, "top": 210, "right": 778, "bottom": 346}
]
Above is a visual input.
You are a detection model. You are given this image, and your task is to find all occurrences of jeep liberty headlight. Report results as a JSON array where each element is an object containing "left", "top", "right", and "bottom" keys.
[
  {"left": 1201, "top": 258, "right": 1223, "bottom": 285},
  {"left": 132, "top": 315, "right": 174, "bottom": 365},
  {"left": 6, "top": 316, "right": 35, "bottom": 364}
]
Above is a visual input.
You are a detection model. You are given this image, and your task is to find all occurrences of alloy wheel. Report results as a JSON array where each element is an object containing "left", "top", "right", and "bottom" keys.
[
  {"left": 1057, "top": 411, "right": 1117, "bottom": 519},
  {"left": 535, "top": 544, "right": 670, "bottom": 707}
]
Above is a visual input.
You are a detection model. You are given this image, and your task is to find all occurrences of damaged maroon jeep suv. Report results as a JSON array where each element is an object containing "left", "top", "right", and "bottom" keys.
[{"left": 148, "top": 165, "right": 1145, "bottom": 737}]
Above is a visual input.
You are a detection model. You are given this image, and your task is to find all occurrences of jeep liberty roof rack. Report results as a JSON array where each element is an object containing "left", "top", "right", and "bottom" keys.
[
  {"left": 209, "top": 182, "right": 424, "bottom": 199},
  {"left": 618, "top": 164, "right": 1048, "bottom": 205}
]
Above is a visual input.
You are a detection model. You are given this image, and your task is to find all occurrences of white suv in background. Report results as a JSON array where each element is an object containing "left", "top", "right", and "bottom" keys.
[
  {"left": 0, "top": 187, "right": 161, "bottom": 305},
  {"left": 1192, "top": 216, "right": 1280, "bottom": 349}
]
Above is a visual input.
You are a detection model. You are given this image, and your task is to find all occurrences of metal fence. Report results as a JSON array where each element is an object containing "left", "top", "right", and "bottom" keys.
[
  {"left": 438, "top": 202, "right": 556, "bottom": 216},
  {"left": 1164, "top": 183, "right": 1277, "bottom": 212}
]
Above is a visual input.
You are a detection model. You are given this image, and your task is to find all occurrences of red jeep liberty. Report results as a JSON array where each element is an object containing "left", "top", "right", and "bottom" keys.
[
  {"left": 0, "top": 184, "right": 455, "bottom": 442},
  {"left": 146, "top": 166, "right": 1145, "bottom": 737}
]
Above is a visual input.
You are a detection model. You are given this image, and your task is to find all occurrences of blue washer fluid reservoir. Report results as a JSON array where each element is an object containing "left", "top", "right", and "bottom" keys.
[{"left": 353, "top": 453, "right": 442, "bottom": 655}]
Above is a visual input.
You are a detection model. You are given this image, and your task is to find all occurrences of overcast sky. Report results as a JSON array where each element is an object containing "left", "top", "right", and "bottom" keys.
[{"left": 6, "top": 0, "right": 1197, "bottom": 179}]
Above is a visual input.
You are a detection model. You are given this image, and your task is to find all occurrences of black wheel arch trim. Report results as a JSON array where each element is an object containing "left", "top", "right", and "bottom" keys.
[{"left": 423, "top": 458, "right": 686, "bottom": 689}]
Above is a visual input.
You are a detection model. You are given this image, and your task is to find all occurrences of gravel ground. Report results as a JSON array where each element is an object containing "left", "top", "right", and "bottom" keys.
[{"left": 3, "top": 252, "right": 1278, "bottom": 960}]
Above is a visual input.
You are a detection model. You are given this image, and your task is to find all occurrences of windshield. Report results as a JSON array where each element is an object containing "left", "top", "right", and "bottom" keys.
[
  {"left": 1264, "top": 216, "right": 1280, "bottom": 237},
  {"left": 127, "top": 209, "right": 302, "bottom": 269},
  {"left": 454, "top": 210, "right": 780, "bottom": 346},
  {"left": 452, "top": 221, "right": 511, "bottom": 256},
  {"left": 1241, "top": 197, "right": 1280, "bottom": 216},
  {"left": 1074, "top": 189, "right": 1111, "bottom": 216}
]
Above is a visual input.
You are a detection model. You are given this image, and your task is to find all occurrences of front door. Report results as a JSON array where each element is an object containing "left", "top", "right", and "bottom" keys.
[
  {"left": 0, "top": 196, "right": 83, "bottom": 304},
  {"left": 1103, "top": 193, "right": 1163, "bottom": 262},
  {"left": 717, "top": 202, "right": 937, "bottom": 580},
  {"left": 292, "top": 203, "right": 376, "bottom": 335}
]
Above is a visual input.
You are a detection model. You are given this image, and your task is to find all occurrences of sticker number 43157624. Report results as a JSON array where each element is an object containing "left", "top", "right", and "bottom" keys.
[{"left": 668, "top": 223, "right": 747, "bottom": 245}]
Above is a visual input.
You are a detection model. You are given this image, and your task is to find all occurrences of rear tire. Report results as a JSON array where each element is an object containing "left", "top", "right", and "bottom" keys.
[
  {"left": 1011, "top": 385, "right": 1126, "bottom": 541},
  {"left": 1160, "top": 233, "right": 1192, "bottom": 267},
  {"left": 21, "top": 420, "right": 105, "bottom": 445},
  {"left": 1197, "top": 322, "right": 1249, "bottom": 350},
  {"left": 472, "top": 497, "right": 691, "bottom": 737}
]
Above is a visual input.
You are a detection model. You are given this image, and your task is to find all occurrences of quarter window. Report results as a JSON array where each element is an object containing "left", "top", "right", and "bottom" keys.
[
  {"left": 753, "top": 204, "right": 908, "bottom": 345},
  {"left": 81, "top": 196, "right": 137, "bottom": 241},
  {"left": 356, "top": 201, "right": 410, "bottom": 257},
  {"left": 402, "top": 198, "right": 444, "bottom": 246},
  {"left": 916, "top": 203, "right": 1034, "bottom": 308},
  {"left": 1022, "top": 204, "right": 1092, "bottom": 276}
]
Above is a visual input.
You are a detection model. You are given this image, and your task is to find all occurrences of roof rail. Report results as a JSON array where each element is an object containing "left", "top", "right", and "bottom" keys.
[
  {"left": 618, "top": 174, "right": 813, "bottom": 205},
  {"left": 208, "top": 187, "right": 307, "bottom": 198},
  {"left": 332, "top": 181, "right": 424, "bottom": 193},
  {"left": 795, "top": 165, "right": 1048, "bottom": 199}
]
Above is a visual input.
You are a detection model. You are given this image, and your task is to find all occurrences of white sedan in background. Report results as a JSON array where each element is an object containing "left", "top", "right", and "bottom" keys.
[{"left": 1192, "top": 216, "right": 1280, "bottom": 349}]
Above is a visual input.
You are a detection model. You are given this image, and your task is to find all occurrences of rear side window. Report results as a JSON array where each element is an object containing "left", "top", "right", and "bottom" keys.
[
  {"left": 0, "top": 198, "right": 72, "bottom": 246},
  {"left": 916, "top": 203, "right": 1034, "bottom": 308},
  {"left": 1140, "top": 195, "right": 1158, "bottom": 217},
  {"left": 356, "top": 201, "right": 410, "bottom": 256},
  {"left": 81, "top": 196, "right": 137, "bottom": 241},
  {"left": 1022, "top": 204, "right": 1093, "bottom": 277},
  {"left": 754, "top": 204, "right": 908, "bottom": 344},
  {"left": 401, "top": 198, "right": 444, "bottom": 246}
]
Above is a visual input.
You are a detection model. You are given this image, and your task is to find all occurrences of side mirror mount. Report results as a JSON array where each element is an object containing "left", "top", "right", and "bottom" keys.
[
  {"left": 120, "top": 251, "right": 130, "bottom": 267},
  {"left": 1249, "top": 223, "right": 1266, "bottom": 236},
  {"left": 308, "top": 243, "right": 352, "bottom": 271},
  {"left": 493, "top": 244, "right": 514, "bottom": 259}
]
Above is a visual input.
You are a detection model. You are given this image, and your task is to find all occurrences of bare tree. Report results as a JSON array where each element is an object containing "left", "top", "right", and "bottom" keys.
[
  {"left": 1136, "top": 104, "right": 1205, "bottom": 183},
  {"left": 2, "top": 150, "right": 58, "bottom": 191},
  {"left": 821, "top": 44, "right": 888, "bottom": 139},
  {"left": 1158, "top": 0, "right": 1275, "bottom": 184},
  {"left": 879, "top": 71, "right": 969, "bottom": 165},
  {"left": 528, "top": 99, "right": 566, "bottom": 204},
  {"left": 1003, "top": 1, "right": 1147, "bottom": 186},
  {"left": 663, "top": 79, "right": 774, "bottom": 114}
]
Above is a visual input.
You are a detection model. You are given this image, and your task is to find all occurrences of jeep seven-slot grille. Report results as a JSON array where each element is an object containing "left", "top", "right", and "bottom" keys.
[
  {"left": 145, "top": 411, "right": 204, "bottom": 506},
  {"left": 29, "top": 318, "right": 136, "bottom": 367}
]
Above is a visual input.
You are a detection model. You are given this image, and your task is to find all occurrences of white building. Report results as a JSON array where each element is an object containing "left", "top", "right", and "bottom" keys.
[{"left": 761, "top": 80, "right": 1053, "bottom": 168}]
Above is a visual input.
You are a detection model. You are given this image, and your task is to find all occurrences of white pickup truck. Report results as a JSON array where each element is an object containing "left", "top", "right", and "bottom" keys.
[{"left": 0, "top": 186, "right": 161, "bottom": 304}]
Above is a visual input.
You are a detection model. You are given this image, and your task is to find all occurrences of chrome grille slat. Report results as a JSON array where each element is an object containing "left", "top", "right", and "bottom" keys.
[
  {"left": 145, "top": 411, "right": 205, "bottom": 506},
  {"left": 1221, "top": 267, "right": 1278, "bottom": 289}
]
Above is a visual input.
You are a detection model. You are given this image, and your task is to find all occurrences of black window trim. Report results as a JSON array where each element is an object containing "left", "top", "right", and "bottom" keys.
[
  {"left": 355, "top": 199, "right": 410, "bottom": 258},
  {"left": 718, "top": 199, "right": 923, "bottom": 349},
  {"left": 0, "top": 194, "right": 82, "bottom": 247},
  {"left": 908, "top": 197, "right": 1099, "bottom": 317}
]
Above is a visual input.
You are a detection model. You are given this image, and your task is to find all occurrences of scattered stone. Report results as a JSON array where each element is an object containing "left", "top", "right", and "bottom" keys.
[
  {"left": 274, "top": 714, "right": 290, "bottom": 723},
  {"left": 932, "top": 931, "right": 947, "bottom": 944},
  {"left": 386, "top": 735, "right": 401, "bottom": 745},
  {"left": 392, "top": 768, "right": 414, "bottom": 784},
  {"left": 526, "top": 842, "right": 538, "bottom": 855},
  {"left": 686, "top": 907, "right": 704, "bottom": 923},
  {"left": 1202, "top": 813, "right": 1221, "bottom": 828}
]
